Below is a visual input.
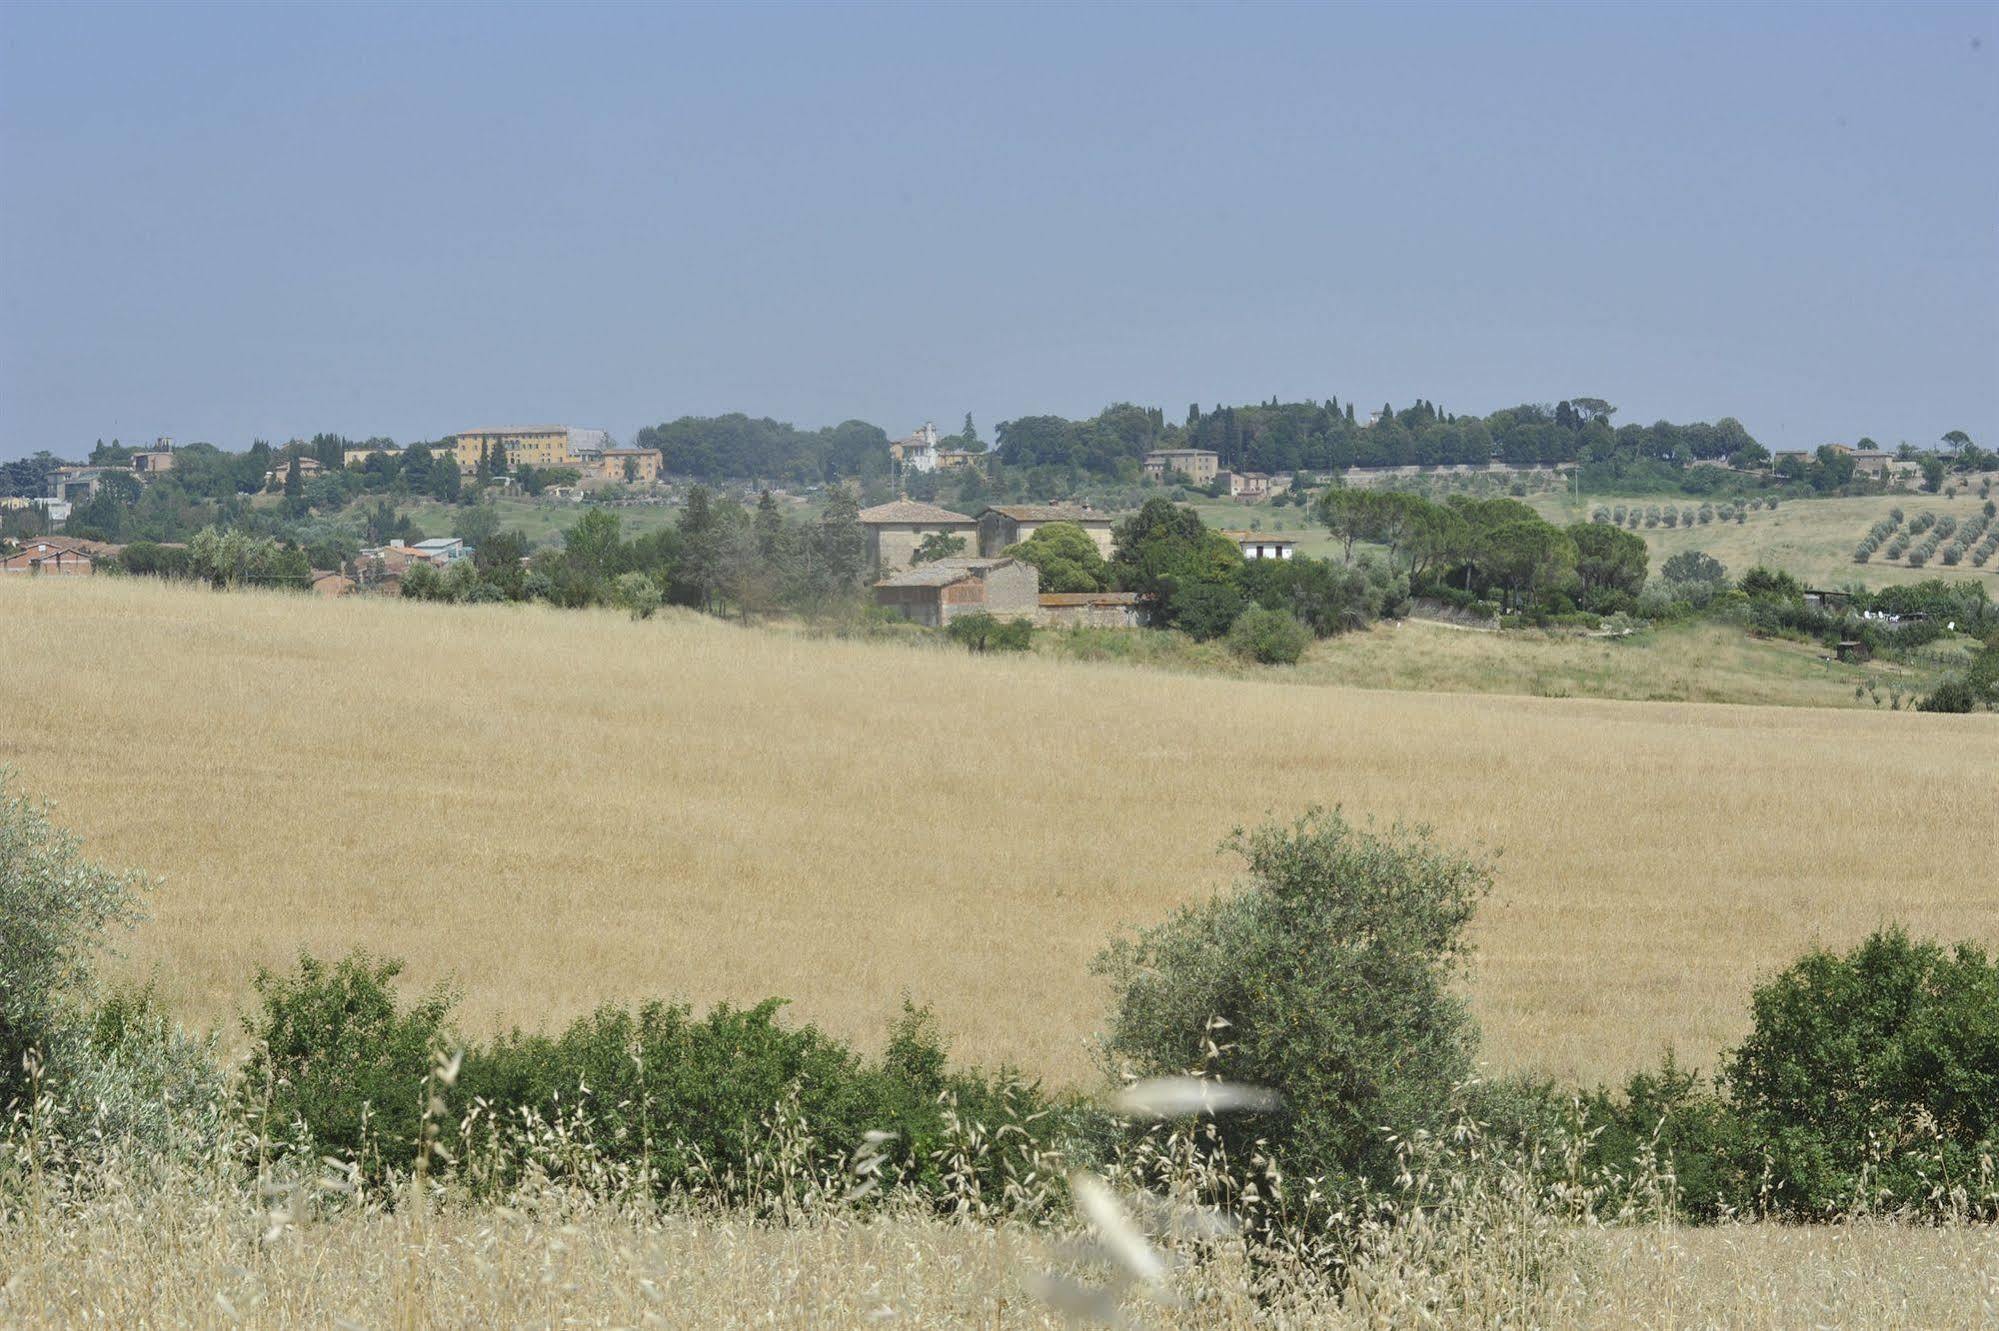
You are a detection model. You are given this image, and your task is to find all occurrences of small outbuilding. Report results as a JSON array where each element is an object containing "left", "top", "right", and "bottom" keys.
[
  {"left": 872, "top": 556, "right": 1039, "bottom": 628},
  {"left": 1220, "top": 530, "right": 1297, "bottom": 560},
  {"left": 1036, "top": 591, "right": 1156, "bottom": 629}
]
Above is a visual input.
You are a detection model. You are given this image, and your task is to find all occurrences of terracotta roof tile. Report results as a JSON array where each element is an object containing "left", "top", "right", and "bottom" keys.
[{"left": 858, "top": 500, "right": 976, "bottom": 525}]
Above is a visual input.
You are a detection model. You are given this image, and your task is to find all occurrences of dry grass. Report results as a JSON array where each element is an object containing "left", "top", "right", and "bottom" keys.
[
  {"left": 1038, "top": 617, "right": 1933, "bottom": 710},
  {"left": 1296, "top": 618, "right": 1918, "bottom": 708},
  {"left": 2, "top": 577, "right": 1994, "bottom": 1088},
  {"left": 2, "top": 1194, "right": 1993, "bottom": 1329}
]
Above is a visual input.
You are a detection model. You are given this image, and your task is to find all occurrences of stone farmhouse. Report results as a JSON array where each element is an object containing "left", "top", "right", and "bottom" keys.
[
  {"left": 870, "top": 556, "right": 1038, "bottom": 628},
  {"left": 858, "top": 499, "right": 980, "bottom": 574},
  {"left": 1222, "top": 470, "right": 1271, "bottom": 500},
  {"left": 1143, "top": 448, "right": 1219, "bottom": 485},
  {"left": 975, "top": 505, "right": 1114, "bottom": 559},
  {"left": 1036, "top": 590, "right": 1155, "bottom": 628}
]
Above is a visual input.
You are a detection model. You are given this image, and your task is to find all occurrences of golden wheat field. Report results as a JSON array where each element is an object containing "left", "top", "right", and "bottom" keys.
[
  {"left": 2, "top": 577, "right": 1995, "bottom": 1087},
  {"left": 3, "top": 1190, "right": 1994, "bottom": 1330}
]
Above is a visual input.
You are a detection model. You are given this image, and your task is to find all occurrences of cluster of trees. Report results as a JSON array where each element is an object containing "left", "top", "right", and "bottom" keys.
[
  {"left": 631, "top": 413, "right": 1001, "bottom": 487},
  {"left": 129, "top": 528, "right": 315, "bottom": 588},
  {"left": 994, "top": 405, "right": 1168, "bottom": 473},
  {"left": 899, "top": 501, "right": 1403, "bottom": 661},
  {"left": 1317, "top": 488, "right": 1648, "bottom": 615},
  {"left": 400, "top": 487, "right": 873, "bottom": 620},
  {"left": 987, "top": 397, "right": 1767, "bottom": 482},
  {"left": 633, "top": 415, "right": 898, "bottom": 485}
]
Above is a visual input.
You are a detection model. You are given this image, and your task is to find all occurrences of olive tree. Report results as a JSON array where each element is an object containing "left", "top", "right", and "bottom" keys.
[
  {"left": 0, "top": 775, "right": 144, "bottom": 1109},
  {"left": 1093, "top": 810, "right": 1490, "bottom": 1200}
]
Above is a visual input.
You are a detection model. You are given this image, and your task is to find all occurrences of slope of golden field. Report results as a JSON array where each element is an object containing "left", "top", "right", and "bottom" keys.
[{"left": 2, "top": 577, "right": 1994, "bottom": 1087}]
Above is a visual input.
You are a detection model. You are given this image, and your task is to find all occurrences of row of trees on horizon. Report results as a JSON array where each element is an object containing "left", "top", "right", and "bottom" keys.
[{"left": 7, "top": 398, "right": 1988, "bottom": 497}]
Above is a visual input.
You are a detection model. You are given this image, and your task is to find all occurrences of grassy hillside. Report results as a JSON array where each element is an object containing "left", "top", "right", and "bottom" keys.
[
  {"left": 1166, "top": 486, "right": 1999, "bottom": 594},
  {"left": 1531, "top": 489, "right": 1999, "bottom": 590},
  {"left": 1036, "top": 617, "right": 1944, "bottom": 709},
  {"left": 1179, "top": 496, "right": 1337, "bottom": 554},
  {"left": 2, "top": 577, "right": 1993, "bottom": 1088},
  {"left": 1298, "top": 619, "right": 1933, "bottom": 707}
]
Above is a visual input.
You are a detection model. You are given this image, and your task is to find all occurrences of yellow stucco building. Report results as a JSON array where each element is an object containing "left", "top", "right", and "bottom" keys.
[
  {"left": 448, "top": 426, "right": 613, "bottom": 474},
  {"left": 595, "top": 448, "right": 663, "bottom": 484}
]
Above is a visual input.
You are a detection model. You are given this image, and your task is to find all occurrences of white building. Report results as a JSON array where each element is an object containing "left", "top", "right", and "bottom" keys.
[
  {"left": 890, "top": 422, "right": 941, "bottom": 474},
  {"left": 1221, "top": 530, "right": 1296, "bottom": 560}
]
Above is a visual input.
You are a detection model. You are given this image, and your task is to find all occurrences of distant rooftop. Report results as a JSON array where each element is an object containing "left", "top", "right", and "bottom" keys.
[
  {"left": 981, "top": 504, "right": 1111, "bottom": 524},
  {"left": 858, "top": 499, "right": 975, "bottom": 525},
  {"left": 873, "top": 556, "right": 1014, "bottom": 588}
]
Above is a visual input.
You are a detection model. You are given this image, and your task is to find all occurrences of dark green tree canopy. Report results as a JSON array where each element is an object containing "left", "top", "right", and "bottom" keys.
[{"left": 1004, "top": 521, "right": 1109, "bottom": 592}]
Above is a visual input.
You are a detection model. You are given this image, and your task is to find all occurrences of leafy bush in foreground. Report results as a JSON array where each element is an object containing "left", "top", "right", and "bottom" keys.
[
  {"left": 1093, "top": 810, "right": 1490, "bottom": 1206},
  {"left": 0, "top": 777, "right": 221, "bottom": 1157},
  {"left": 242, "top": 951, "right": 1075, "bottom": 1209},
  {"left": 1727, "top": 929, "right": 1999, "bottom": 1216},
  {"left": 1226, "top": 606, "right": 1311, "bottom": 664},
  {"left": 1, "top": 776, "right": 146, "bottom": 1112}
]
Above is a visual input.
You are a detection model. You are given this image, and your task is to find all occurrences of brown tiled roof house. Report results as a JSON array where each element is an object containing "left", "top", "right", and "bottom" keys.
[
  {"left": 975, "top": 504, "right": 1115, "bottom": 559},
  {"left": 858, "top": 499, "right": 978, "bottom": 575},
  {"left": 871, "top": 556, "right": 1039, "bottom": 628}
]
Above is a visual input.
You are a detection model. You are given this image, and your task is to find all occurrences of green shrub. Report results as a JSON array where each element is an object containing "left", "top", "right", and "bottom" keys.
[
  {"left": 68, "top": 984, "right": 224, "bottom": 1153},
  {"left": 242, "top": 951, "right": 457, "bottom": 1175},
  {"left": 1916, "top": 678, "right": 1977, "bottom": 712},
  {"left": 242, "top": 951, "right": 1077, "bottom": 1207},
  {"left": 1737, "top": 565, "right": 1803, "bottom": 600},
  {"left": 1660, "top": 550, "right": 1727, "bottom": 587},
  {"left": 945, "top": 613, "right": 1033, "bottom": 653},
  {"left": 0, "top": 775, "right": 147, "bottom": 1113},
  {"left": 1226, "top": 607, "right": 1310, "bottom": 664},
  {"left": 1166, "top": 580, "right": 1246, "bottom": 641},
  {"left": 611, "top": 571, "right": 662, "bottom": 619},
  {"left": 1725, "top": 928, "right": 1999, "bottom": 1216},
  {"left": 1093, "top": 810, "right": 1490, "bottom": 1208},
  {"left": 1575, "top": 1055, "right": 1755, "bottom": 1221}
]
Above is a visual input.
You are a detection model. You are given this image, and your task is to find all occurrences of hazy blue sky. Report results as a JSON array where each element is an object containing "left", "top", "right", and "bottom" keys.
[{"left": 1, "top": 1, "right": 1993, "bottom": 459}]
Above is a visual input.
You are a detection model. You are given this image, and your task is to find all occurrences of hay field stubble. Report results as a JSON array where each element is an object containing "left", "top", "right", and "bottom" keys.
[
  {"left": 4, "top": 1199, "right": 1994, "bottom": 1329},
  {"left": 2, "top": 576, "right": 1994, "bottom": 1086}
]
